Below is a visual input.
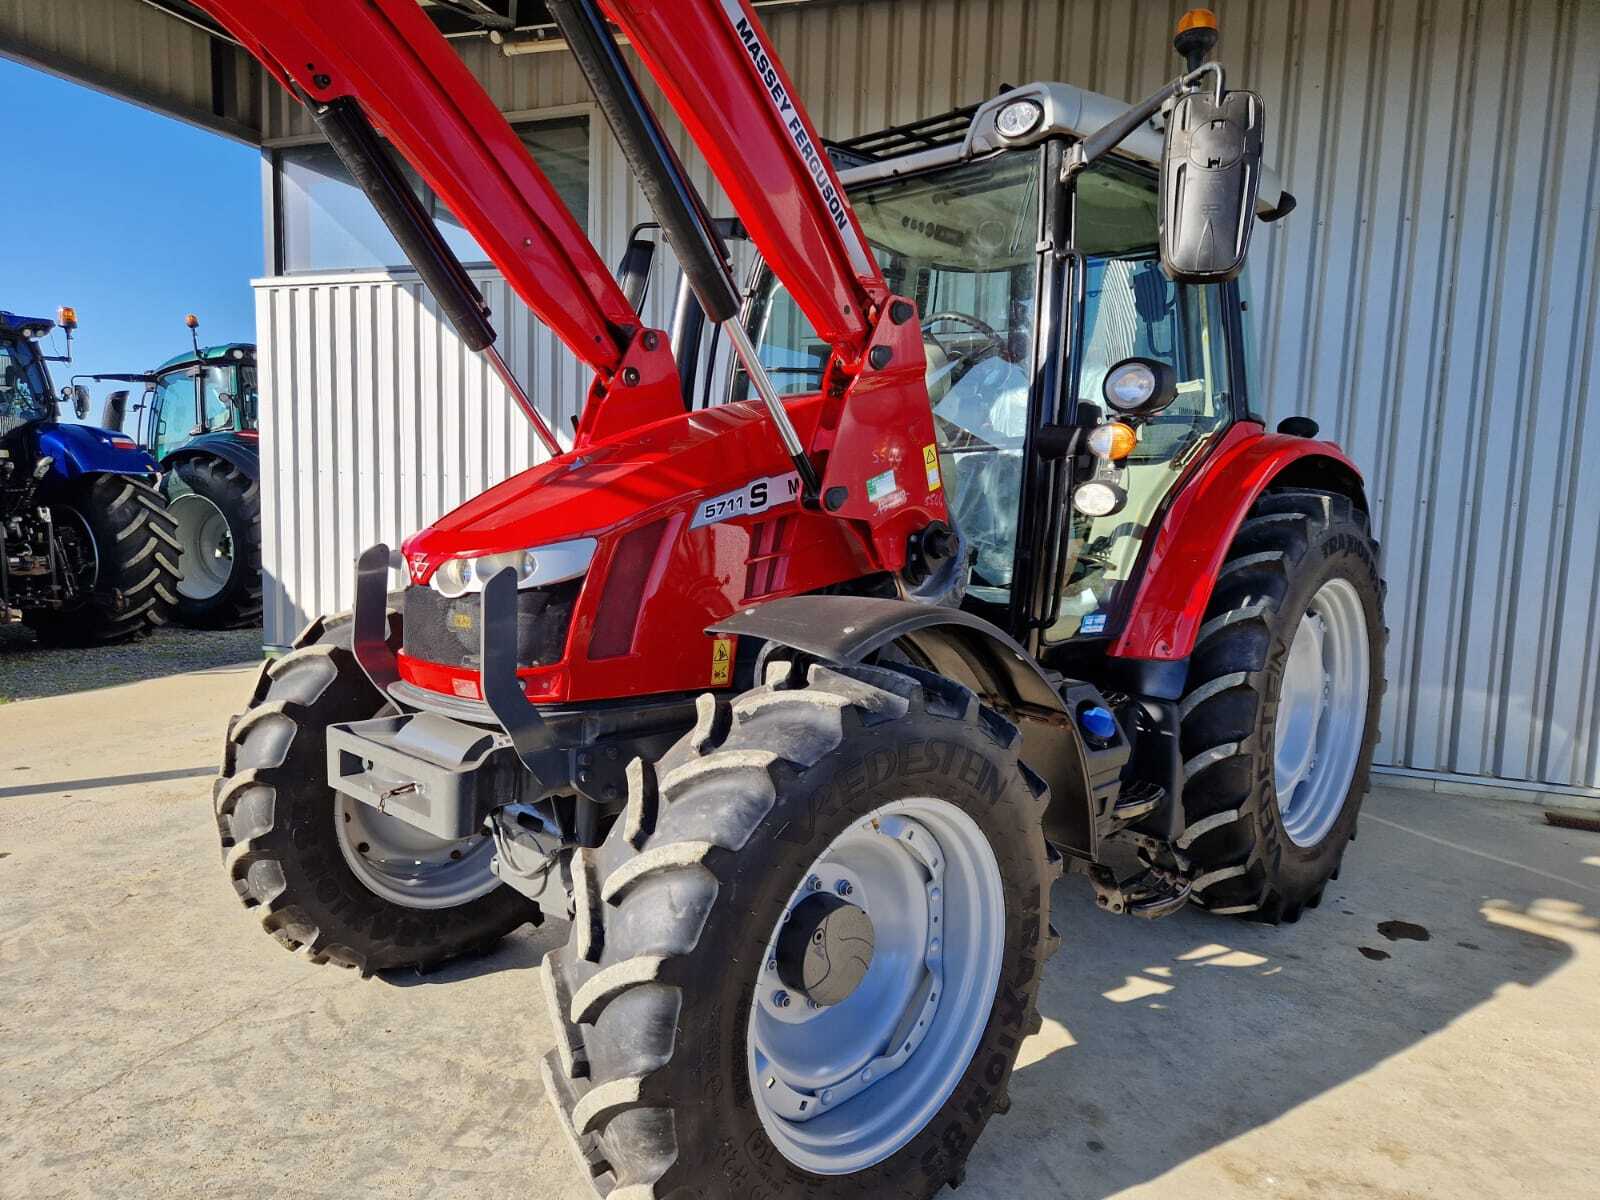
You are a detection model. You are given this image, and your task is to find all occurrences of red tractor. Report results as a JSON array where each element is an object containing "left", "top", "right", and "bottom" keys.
[{"left": 203, "top": 3, "right": 1384, "bottom": 1196}]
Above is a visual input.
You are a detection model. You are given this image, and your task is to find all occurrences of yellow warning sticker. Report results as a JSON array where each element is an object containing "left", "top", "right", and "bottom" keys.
[
  {"left": 448, "top": 610, "right": 474, "bottom": 632},
  {"left": 923, "top": 443, "right": 942, "bottom": 491},
  {"left": 710, "top": 636, "right": 735, "bottom": 685}
]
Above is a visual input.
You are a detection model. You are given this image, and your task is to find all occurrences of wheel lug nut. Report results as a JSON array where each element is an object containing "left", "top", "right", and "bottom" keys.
[
  {"left": 807, "top": 875, "right": 822, "bottom": 891},
  {"left": 767, "top": 958, "right": 777, "bottom": 973},
  {"left": 773, "top": 990, "right": 791, "bottom": 1009},
  {"left": 835, "top": 879, "right": 853, "bottom": 897}
]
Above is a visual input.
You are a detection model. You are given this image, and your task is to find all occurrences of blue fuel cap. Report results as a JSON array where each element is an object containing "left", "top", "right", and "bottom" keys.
[{"left": 1079, "top": 705, "right": 1118, "bottom": 742}]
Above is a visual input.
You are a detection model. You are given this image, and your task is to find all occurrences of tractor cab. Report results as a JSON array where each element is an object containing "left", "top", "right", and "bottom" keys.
[
  {"left": 0, "top": 313, "right": 59, "bottom": 440},
  {"left": 138, "top": 339, "right": 258, "bottom": 461},
  {"left": 729, "top": 82, "right": 1283, "bottom": 658}
]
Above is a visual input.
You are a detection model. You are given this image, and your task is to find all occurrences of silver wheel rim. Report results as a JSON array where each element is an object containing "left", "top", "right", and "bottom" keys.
[
  {"left": 1274, "top": 577, "right": 1371, "bottom": 847},
  {"left": 336, "top": 796, "right": 499, "bottom": 909},
  {"left": 746, "top": 797, "right": 1005, "bottom": 1175},
  {"left": 171, "top": 492, "right": 233, "bottom": 601}
]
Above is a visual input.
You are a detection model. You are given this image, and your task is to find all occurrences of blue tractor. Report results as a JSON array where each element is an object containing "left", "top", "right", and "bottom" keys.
[
  {"left": 94, "top": 316, "right": 261, "bottom": 628},
  {"left": 0, "top": 308, "right": 178, "bottom": 644}
]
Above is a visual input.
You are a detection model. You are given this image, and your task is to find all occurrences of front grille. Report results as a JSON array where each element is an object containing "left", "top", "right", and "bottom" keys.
[{"left": 402, "top": 580, "right": 580, "bottom": 670}]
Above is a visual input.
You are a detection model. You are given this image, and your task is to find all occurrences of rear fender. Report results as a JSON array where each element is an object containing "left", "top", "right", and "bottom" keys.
[
  {"left": 34, "top": 422, "right": 159, "bottom": 488},
  {"left": 1110, "top": 423, "right": 1367, "bottom": 663},
  {"left": 710, "top": 594, "right": 1098, "bottom": 858}
]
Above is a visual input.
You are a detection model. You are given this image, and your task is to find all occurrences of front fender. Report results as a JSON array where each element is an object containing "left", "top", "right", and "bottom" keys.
[
  {"left": 710, "top": 594, "right": 1099, "bottom": 858},
  {"left": 163, "top": 432, "right": 260, "bottom": 480},
  {"left": 35, "top": 422, "right": 159, "bottom": 485},
  {"left": 1110, "top": 423, "right": 1367, "bottom": 663}
]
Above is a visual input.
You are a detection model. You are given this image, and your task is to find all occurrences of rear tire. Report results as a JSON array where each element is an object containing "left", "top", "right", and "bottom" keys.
[
  {"left": 24, "top": 474, "right": 179, "bottom": 646},
  {"left": 1176, "top": 488, "right": 1386, "bottom": 923},
  {"left": 169, "top": 455, "right": 263, "bottom": 629},
  {"left": 542, "top": 660, "right": 1059, "bottom": 1198},
  {"left": 213, "top": 610, "right": 537, "bottom": 973}
]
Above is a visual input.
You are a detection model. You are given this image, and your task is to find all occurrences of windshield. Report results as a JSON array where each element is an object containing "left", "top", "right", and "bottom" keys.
[
  {"left": 0, "top": 336, "right": 52, "bottom": 436},
  {"left": 738, "top": 151, "right": 1043, "bottom": 602}
]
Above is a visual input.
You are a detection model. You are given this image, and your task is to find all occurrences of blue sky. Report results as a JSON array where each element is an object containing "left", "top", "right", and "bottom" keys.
[{"left": 0, "top": 56, "right": 260, "bottom": 417}]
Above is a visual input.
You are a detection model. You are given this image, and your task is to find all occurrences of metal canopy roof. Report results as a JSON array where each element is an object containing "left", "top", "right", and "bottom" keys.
[{"left": 0, "top": 0, "right": 856, "bottom": 145}]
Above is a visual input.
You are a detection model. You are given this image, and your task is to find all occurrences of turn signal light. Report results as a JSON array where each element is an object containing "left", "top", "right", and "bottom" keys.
[{"left": 1086, "top": 421, "right": 1138, "bottom": 461}]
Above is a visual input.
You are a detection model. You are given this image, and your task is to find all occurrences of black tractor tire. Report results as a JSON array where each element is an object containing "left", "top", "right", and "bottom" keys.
[
  {"left": 542, "top": 660, "right": 1060, "bottom": 1199},
  {"left": 24, "top": 474, "right": 179, "bottom": 646},
  {"left": 169, "top": 456, "right": 264, "bottom": 629},
  {"left": 1176, "top": 487, "right": 1386, "bottom": 923},
  {"left": 213, "top": 609, "right": 538, "bottom": 973}
]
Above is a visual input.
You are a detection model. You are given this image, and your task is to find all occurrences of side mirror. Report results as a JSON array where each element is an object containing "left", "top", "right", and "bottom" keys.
[
  {"left": 1101, "top": 357, "right": 1178, "bottom": 416},
  {"left": 615, "top": 225, "right": 660, "bottom": 314},
  {"left": 1158, "top": 88, "right": 1264, "bottom": 284},
  {"left": 103, "top": 390, "right": 129, "bottom": 432},
  {"left": 71, "top": 384, "right": 91, "bottom": 420}
]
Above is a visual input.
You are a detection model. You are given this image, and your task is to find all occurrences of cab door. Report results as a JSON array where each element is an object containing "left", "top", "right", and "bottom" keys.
[
  {"left": 1041, "top": 160, "right": 1240, "bottom": 644},
  {"left": 144, "top": 369, "right": 203, "bottom": 461}
]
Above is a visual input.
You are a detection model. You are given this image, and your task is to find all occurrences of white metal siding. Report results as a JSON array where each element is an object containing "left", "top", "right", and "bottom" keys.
[{"left": 253, "top": 0, "right": 1600, "bottom": 790}]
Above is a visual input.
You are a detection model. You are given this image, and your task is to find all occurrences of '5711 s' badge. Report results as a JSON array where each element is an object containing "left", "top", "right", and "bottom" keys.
[{"left": 690, "top": 472, "right": 801, "bottom": 529}]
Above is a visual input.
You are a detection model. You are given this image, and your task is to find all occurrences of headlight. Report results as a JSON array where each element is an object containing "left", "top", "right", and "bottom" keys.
[
  {"left": 428, "top": 537, "right": 597, "bottom": 597},
  {"left": 995, "top": 98, "right": 1044, "bottom": 139}
]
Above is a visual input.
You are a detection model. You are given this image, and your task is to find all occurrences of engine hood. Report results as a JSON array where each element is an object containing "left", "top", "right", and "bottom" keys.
[{"left": 402, "top": 398, "right": 819, "bottom": 581}]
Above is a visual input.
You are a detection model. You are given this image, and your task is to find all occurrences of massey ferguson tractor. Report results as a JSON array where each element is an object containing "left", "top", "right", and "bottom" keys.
[
  {"left": 201, "top": 3, "right": 1385, "bottom": 1196},
  {"left": 0, "top": 307, "right": 179, "bottom": 644}
]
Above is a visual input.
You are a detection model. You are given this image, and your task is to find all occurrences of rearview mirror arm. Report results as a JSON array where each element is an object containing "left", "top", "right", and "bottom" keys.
[{"left": 1063, "top": 63, "right": 1223, "bottom": 182}]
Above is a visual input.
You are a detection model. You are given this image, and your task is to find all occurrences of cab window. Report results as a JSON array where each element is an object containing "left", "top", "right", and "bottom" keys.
[
  {"left": 1045, "top": 163, "right": 1234, "bottom": 641},
  {"left": 200, "top": 365, "right": 235, "bottom": 432},
  {"left": 736, "top": 151, "right": 1045, "bottom": 605},
  {"left": 148, "top": 370, "right": 199, "bottom": 461}
]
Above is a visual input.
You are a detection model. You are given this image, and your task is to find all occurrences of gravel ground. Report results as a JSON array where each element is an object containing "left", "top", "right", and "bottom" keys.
[{"left": 0, "top": 622, "right": 262, "bottom": 703}]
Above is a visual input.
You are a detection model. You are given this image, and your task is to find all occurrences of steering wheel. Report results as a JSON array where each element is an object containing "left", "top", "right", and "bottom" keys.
[{"left": 922, "top": 312, "right": 1006, "bottom": 364}]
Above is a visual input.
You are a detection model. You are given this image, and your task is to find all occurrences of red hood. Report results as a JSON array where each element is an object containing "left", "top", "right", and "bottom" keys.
[{"left": 402, "top": 398, "right": 818, "bottom": 582}]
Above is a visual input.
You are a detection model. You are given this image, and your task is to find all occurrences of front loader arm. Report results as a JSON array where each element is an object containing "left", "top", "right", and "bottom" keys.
[
  {"left": 190, "top": 0, "right": 670, "bottom": 401},
  {"left": 601, "top": 0, "right": 889, "bottom": 365}
]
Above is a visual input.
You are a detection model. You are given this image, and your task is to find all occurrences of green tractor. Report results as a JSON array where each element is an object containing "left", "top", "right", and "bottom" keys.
[{"left": 95, "top": 316, "right": 262, "bottom": 629}]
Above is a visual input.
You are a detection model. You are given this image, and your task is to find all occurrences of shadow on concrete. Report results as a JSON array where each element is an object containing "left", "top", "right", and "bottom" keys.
[
  {"left": 964, "top": 799, "right": 1587, "bottom": 1195},
  {"left": 0, "top": 764, "right": 214, "bottom": 799},
  {"left": 0, "top": 623, "right": 260, "bottom": 702},
  {"left": 378, "top": 917, "right": 567, "bottom": 988}
]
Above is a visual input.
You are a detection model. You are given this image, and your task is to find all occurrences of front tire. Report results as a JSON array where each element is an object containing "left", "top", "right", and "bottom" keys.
[
  {"left": 1176, "top": 488, "right": 1387, "bottom": 922},
  {"left": 213, "top": 610, "right": 537, "bottom": 972},
  {"left": 543, "top": 661, "right": 1059, "bottom": 1198}
]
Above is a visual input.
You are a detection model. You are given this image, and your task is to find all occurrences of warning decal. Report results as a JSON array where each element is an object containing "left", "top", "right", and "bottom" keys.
[
  {"left": 710, "top": 636, "right": 735, "bottom": 685},
  {"left": 923, "top": 443, "right": 942, "bottom": 491}
]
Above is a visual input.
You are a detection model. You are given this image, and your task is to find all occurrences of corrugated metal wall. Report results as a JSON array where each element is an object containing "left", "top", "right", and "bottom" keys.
[{"left": 253, "top": 0, "right": 1600, "bottom": 790}]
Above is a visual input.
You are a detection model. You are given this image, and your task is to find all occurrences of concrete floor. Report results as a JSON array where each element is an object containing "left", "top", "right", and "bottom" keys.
[{"left": 2, "top": 663, "right": 1597, "bottom": 1200}]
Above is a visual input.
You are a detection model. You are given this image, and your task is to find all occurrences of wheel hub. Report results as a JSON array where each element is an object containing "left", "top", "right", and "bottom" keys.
[
  {"left": 1273, "top": 577, "right": 1371, "bottom": 847},
  {"left": 336, "top": 792, "right": 499, "bottom": 910},
  {"left": 746, "top": 799, "right": 1004, "bottom": 1175},
  {"left": 171, "top": 492, "right": 234, "bottom": 601},
  {"left": 775, "top": 893, "right": 876, "bottom": 1008}
]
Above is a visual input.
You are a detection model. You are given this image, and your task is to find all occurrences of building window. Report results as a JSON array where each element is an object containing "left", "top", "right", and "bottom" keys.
[{"left": 277, "top": 115, "right": 589, "bottom": 273}]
